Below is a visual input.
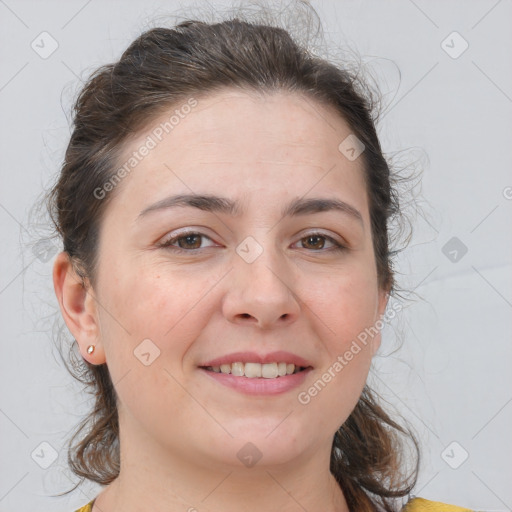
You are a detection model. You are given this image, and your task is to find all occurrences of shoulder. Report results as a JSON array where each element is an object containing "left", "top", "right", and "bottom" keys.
[
  {"left": 403, "top": 497, "right": 473, "bottom": 511},
  {"left": 73, "top": 497, "right": 474, "bottom": 512},
  {"left": 73, "top": 500, "right": 95, "bottom": 512},
  {"left": 74, "top": 497, "right": 474, "bottom": 512}
]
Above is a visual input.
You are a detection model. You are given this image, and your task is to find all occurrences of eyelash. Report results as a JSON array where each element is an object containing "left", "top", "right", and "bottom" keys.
[{"left": 158, "top": 230, "right": 347, "bottom": 254}]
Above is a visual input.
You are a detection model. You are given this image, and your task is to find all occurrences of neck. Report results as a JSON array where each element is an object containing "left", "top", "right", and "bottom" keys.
[{"left": 93, "top": 424, "right": 349, "bottom": 512}]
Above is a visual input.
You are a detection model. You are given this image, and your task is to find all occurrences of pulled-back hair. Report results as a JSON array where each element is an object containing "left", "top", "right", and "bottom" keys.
[{"left": 48, "top": 4, "right": 419, "bottom": 510}]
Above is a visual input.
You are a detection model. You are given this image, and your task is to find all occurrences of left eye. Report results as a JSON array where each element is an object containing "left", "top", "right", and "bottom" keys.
[{"left": 294, "top": 233, "right": 343, "bottom": 251}]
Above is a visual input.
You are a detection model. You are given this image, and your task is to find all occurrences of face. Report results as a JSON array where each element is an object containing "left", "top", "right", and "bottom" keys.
[{"left": 60, "top": 90, "right": 388, "bottom": 472}]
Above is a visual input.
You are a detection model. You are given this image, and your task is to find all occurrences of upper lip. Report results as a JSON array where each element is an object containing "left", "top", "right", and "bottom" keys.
[{"left": 200, "top": 351, "right": 313, "bottom": 368}]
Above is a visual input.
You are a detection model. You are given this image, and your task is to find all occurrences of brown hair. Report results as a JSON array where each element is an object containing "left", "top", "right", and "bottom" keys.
[{"left": 48, "top": 5, "right": 419, "bottom": 511}]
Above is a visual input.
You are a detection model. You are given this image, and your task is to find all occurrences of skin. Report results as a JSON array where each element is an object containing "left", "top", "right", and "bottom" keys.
[{"left": 54, "top": 89, "right": 389, "bottom": 512}]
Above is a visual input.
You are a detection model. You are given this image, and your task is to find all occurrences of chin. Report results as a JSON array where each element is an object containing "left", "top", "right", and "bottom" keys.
[{"left": 202, "top": 420, "right": 309, "bottom": 469}]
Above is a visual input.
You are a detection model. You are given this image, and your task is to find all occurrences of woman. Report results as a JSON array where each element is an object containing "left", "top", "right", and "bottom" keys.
[{"left": 49, "top": 10, "right": 471, "bottom": 512}]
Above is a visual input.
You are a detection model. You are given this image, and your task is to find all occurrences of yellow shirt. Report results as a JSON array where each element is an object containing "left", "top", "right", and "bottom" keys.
[
  {"left": 74, "top": 496, "right": 473, "bottom": 511},
  {"left": 403, "top": 497, "right": 473, "bottom": 511}
]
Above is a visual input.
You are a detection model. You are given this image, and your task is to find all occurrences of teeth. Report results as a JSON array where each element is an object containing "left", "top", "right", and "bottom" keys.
[
  {"left": 206, "top": 362, "right": 304, "bottom": 378},
  {"left": 231, "top": 362, "right": 244, "bottom": 376},
  {"left": 244, "top": 362, "right": 262, "bottom": 378},
  {"left": 262, "top": 363, "right": 278, "bottom": 379}
]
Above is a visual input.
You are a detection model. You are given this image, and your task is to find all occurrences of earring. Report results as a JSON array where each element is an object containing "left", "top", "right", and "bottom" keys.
[{"left": 87, "top": 345, "right": 95, "bottom": 355}]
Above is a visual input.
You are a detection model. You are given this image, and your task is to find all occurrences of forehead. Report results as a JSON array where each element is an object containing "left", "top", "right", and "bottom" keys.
[
  {"left": 113, "top": 89, "right": 368, "bottom": 215},
  {"left": 150, "top": 90, "right": 352, "bottom": 159}
]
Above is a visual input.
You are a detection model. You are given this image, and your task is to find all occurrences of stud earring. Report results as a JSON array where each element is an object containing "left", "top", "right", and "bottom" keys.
[{"left": 87, "top": 345, "right": 95, "bottom": 355}]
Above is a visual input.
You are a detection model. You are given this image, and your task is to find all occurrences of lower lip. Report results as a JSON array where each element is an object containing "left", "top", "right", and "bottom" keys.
[{"left": 199, "top": 367, "right": 312, "bottom": 396}]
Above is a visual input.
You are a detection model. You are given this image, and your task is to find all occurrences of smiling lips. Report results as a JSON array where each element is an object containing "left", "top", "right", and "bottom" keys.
[
  {"left": 199, "top": 351, "right": 313, "bottom": 395},
  {"left": 199, "top": 351, "right": 313, "bottom": 379},
  {"left": 204, "top": 361, "right": 304, "bottom": 378}
]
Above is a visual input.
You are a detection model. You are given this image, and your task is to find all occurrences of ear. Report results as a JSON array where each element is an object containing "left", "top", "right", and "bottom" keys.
[
  {"left": 370, "top": 287, "right": 390, "bottom": 356},
  {"left": 53, "top": 252, "right": 106, "bottom": 364}
]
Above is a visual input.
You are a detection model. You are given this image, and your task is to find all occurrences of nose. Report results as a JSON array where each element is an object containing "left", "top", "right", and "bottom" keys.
[{"left": 222, "top": 247, "right": 301, "bottom": 329}]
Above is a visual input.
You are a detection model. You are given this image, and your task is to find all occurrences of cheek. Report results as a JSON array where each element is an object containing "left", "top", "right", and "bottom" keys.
[
  {"left": 101, "top": 262, "right": 215, "bottom": 336},
  {"left": 96, "top": 261, "right": 226, "bottom": 385},
  {"left": 306, "top": 264, "right": 380, "bottom": 349},
  {"left": 300, "top": 354, "right": 370, "bottom": 439},
  {"left": 299, "top": 261, "right": 379, "bottom": 415},
  {"left": 95, "top": 265, "right": 215, "bottom": 432},
  {"left": 298, "top": 274, "right": 377, "bottom": 432}
]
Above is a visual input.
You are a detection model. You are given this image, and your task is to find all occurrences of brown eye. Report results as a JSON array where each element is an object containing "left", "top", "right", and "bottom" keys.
[
  {"left": 301, "top": 235, "right": 326, "bottom": 250},
  {"left": 160, "top": 232, "right": 216, "bottom": 251},
  {"left": 293, "top": 232, "right": 346, "bottom": 253},
  {"left": 177, "top": 234, "right": 202, "bottom": 249}
]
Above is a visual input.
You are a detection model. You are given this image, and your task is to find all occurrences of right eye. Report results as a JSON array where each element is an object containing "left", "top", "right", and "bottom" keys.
[{"left": 159, "top": 231, "right": 218, "bottom": 252}]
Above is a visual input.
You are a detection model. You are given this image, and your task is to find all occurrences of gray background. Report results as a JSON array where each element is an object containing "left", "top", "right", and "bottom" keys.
[{"left": 1, "top": 0, "right": 511, "bottom": 510}]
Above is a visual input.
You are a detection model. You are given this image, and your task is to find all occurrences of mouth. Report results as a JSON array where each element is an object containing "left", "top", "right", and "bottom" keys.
[
  {"left": 197, "top": 351, "right": 313, "bottom": 395},
  {"left": 200, "top": 362, "right": 311, "bottom": 379}
]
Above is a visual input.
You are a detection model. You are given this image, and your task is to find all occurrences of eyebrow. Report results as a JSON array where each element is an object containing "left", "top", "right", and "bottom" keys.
[{"left": 137, "top": 193, "right": 363, "bottom": 225}]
